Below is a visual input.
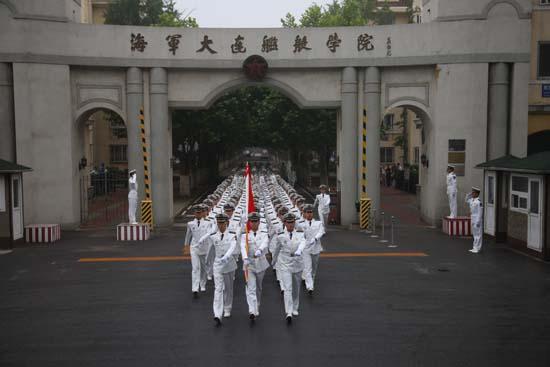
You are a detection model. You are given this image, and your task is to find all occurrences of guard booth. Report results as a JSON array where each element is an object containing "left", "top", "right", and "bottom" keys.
[
  {"left": 0, "top": 159, "right": 32, "bottom": 249},
  {"left": 476, "top": 152, "right": 550, "bottom": 261}
]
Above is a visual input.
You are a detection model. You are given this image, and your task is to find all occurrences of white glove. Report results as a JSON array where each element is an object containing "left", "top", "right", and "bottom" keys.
[
  {"left": 243, "top": 258, "right": 251, "bottom": 266},
  {"left": 294, "top": 249, "right": 302, "bottom": 257},
  {"left": 254, "top": 249, "right": 262, "bottom": 257}
]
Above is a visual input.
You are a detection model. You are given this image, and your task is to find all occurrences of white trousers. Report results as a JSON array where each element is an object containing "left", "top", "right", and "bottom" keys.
[
  {"left": 190, "top": 248, "right": 207, "bottom": 292},
  {"left": 472, "top": 222, "right": 483, "bottom": 251},
  {"left": 447, "top": 191, "right": 457, "bottom": 218},
  {"left": 128, "top": 196, "right": 138, "bottom": 223},
  {"left": 213, "top": 270, "right": 235, "bottom": 318},
  {"left": 245, "top": 270, "right": 265, "bottom": 315},
  {"left": 318, "top": 210, "right": 329, "bottom": 227},
  {"left": 206, "top": 248, "right": 215, "bottom": 278},
  {"left": 303, "top": 252, "right": 320, "bottom": 291},
  {"left": 280, "top": 270, "right": 302, "bottom": 315}
]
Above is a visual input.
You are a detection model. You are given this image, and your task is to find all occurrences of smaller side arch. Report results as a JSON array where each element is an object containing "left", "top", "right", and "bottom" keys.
[
  {"left": 75, "top": 102, "right": 126, "bottom": 127},
  {"left": 0, "top": 0, "right": 16, "bottom": 15},
  {"left": 384, "top": 99, "right": 432, "bottom": 123},
  {"left": 481, "top": 0, "right": 530, "bottom": 20}
]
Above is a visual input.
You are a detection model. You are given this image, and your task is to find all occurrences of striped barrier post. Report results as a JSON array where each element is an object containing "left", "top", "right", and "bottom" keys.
[
  {"left": 139, "top": 106, "right": 153, "bottom": 228},
  {"left": 361, "top": 109, "right": 368, "bottom": 197},
  {"left": 359, "top": 198, "right": 371, "bottom": 230}
]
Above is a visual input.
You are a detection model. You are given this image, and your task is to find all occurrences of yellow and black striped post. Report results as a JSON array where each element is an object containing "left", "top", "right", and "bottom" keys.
[
  {"left": 361, "top": 109, "right": 368, "bottom": 198},
  {"left": 359, "top": 109, "right": 371, "bottom": 230},
  {"left": 139, "top": 106, "right": 153, "bottom": 228},
  {"left": 359, "top": 198, "right": 372, "bottom": 230}
]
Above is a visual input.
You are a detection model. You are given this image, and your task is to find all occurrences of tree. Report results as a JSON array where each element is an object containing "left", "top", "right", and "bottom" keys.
[
  {"left": 104, "top": 0, "right": 197, "bottom": 27},
  {"left": 281, "top": 0, "right": 394, "bottom": 28}
]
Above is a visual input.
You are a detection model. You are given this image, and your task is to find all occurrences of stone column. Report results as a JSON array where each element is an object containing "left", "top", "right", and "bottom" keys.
[
  {"left": 150, "top": 67, "right": 171, "bottom": 226},
  {"left": 487, "top": 62, "right": 510, "bottom": 160},
  {"left": 364, "top": 67, "right": 381, "bottom": 216},
  {"left": 0, "top": 63, "right": 15, "bottom": 161},
  {"left": 340, "top": 67, "right": 358, "bottom": 226},
  {"left": 126, "top": 68, "right": 145, "bottom": 206}
]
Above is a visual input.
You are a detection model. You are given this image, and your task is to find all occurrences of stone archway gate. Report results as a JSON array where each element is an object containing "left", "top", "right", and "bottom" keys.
[{"left": 0, "top": 0, "right": 531, "bottom": 227}]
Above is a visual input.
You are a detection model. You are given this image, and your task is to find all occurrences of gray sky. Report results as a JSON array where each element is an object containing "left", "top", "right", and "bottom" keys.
[{"left": 175, "top": 0, "right": 335, "bottom": 28}]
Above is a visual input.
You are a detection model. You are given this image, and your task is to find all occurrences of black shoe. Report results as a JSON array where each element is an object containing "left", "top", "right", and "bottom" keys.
[
  {"left": 249, "top": 313, "right": 256, "bottom": 321},
  {"left": 193, "top": 291, "right": 198, "bottom": 299},
  {"left": 308, "top": 289, "right": 313, "bottom": 296},
  {"left": 214, "top": 317, "right": 221, "bottom": 326},
  {"left": 286, "top": 315, "right": 292, "bottom": 324}
]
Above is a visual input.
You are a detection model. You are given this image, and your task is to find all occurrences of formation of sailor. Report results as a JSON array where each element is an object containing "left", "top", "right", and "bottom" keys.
[
  {"left": 184, "top": 167, "right": 326, "bottom": 326},
  {"left": 465, "top": 187, "right": 483, "bottom": 254},
  {"left": 446, "top": 165, "right": 458, "bottom": 218}
]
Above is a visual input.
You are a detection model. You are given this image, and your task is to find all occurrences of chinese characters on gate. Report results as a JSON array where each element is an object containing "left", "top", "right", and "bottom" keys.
[{"left": 130, "top": 32, "right": 383, "bottom": 55}]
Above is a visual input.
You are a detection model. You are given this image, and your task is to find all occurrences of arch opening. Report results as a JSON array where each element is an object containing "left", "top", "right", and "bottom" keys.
[{"left": 76, "top": 107, "right": 129, "bottom": 228}]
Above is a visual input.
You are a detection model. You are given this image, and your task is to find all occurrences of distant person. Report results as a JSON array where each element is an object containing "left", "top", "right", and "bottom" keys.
[
  {"left": 314, "top": 185, "right": 331, "bottom": 226},
  {"left": 446, "top": 165, "right": 458, "bottom": 218},
  {"left": 465, "top": 187, "right": 483, "bottom": 254}
]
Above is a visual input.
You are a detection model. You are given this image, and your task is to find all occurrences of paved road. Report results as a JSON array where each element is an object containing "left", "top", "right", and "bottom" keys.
[{"left": 1, "top": 224, "right": 550, "bottom": 367}]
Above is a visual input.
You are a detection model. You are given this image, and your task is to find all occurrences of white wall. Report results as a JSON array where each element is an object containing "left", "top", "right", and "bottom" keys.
[
  {"left": 13, "top": 63, "right": 79, "bottom": 227},
  {"left": 427, "top": 63, "right": 489, "bottom": 223}
]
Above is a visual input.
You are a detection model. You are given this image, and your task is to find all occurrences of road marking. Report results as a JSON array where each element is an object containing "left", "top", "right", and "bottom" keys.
[
  {"left": 320, "top": 252, "right": 427, "bottom": 258},
  {"left": 77, "top": 252, "right": 427, "bottom": 263}
]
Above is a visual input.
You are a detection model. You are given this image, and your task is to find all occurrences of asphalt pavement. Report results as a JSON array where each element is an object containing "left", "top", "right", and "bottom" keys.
[{"left": 1, "top": 222, "right": 550, "bottom": 367}]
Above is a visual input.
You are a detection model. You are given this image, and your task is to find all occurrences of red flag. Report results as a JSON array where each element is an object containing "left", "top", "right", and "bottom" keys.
[{"left": 245, "top": 162, "right": 256, "bottom": 219}]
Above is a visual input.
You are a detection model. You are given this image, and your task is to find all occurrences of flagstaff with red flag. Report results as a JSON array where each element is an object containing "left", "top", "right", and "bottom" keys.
[{"left": 243, "top": 162, "right": 255, "bottom": 282}]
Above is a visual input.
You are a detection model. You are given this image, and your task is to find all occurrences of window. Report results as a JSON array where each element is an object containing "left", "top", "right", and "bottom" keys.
[
  {"left": 0, "top": 176, "right": 5, "bottom": 212},
  {"left": 488, "top": 176, "right": 495, "bottom": 205},
  {"left": 383, "top": 114, "right": 394, "bottom": 131},
  {"left": 414, "top": 147, "right": 420, "bottom": 164},
  {"left": 12, "top": 177, "right": 20, "bottom": 209},
  {"left": 448, "top": 139, "right": 466, "bottom": 176},
  {"left": 541, "top": 0, "right": 550, "bottom": 5},
  {"left": 110, "top": 145, "right": 127, "bottom": 163},
  {"left": 510, "top": 175, "right": 529, "bottom": 212},
  {"left": 539, "top": 42, "right": 550, "bottom": 78},
  {"left": 380, "top": 147, "right": 394, "bottom": 163},
  {"left": 530, "top": 181, "right": 540, "bottom": 214}
]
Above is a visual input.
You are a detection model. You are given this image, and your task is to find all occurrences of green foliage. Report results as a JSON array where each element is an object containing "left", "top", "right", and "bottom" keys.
[
  {"left": 172, "top": 87, "right": 336, "bottom": 172},
  {"left": 280, "top": 0, "right": 394, "bottom": 27},
  {"left": 104, "top": 0, "right": 197, "bottom": 27}
]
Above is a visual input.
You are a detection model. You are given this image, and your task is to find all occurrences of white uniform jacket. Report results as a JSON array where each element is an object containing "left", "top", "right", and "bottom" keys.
[
  {"left": 466, "top": 195, "right": 483, "bottom": 226},
  {"left": 446, "top": 173, "right": 457, "bottom": 194},
  {"left": 272, "top": 230, "right": 307, "bottom": 273},
  {"left": 184, "top": 218, "right": 213, "bottom": 255},
  {"left": 303, "top": 219, "right": 325, "bottom": 255},
  {"left": 240, "top": 230, "right": 270, "bottom": 273},
  {"left": 315, "top": 193, "right": 331, "bottom": 215},
  {"left": 207, "top": 230, "right": 238, "bottom": 274}
]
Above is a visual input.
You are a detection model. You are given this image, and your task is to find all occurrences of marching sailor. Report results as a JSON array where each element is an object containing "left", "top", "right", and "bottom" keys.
[
  {"left": 272, "top": 213, "right": 307, "bottom": 324},
  {"left": 314, "top": 185, "right": 331, "bottom": 227},
  {"left": 184, "top": 205, "right": 212, "bottom": 297},
  {"left": 241, "top": 212, "right": 270, "bottom": 321},
  {"left": 302, "top": 204, "right": 325, "bottom": 295},
  {"left": 205, "top": 213, "right": 238, "bottom": 326}
]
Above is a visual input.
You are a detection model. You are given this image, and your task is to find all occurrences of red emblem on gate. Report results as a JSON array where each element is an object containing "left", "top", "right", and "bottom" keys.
[{"left": 243, "top": 55, "right": 268, "bottom": 81}]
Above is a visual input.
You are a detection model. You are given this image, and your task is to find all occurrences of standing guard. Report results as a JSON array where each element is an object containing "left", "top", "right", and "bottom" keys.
[
  {"left": 465, "top": 187, "right": 483, "bottom": 253},
  {"left": 446, "top": 165, "right": 458, "bottom": 218}
]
